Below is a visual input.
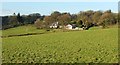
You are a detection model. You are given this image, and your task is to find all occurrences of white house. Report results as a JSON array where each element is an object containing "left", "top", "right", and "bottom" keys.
[
  {"left": 65, "top": 24, "right": 84, "bottom": 30},
  {"left": 66, "top": 24, "right": 72, "bottom": 29},
  {"left": 50, "top": 22, "right": 59, "bottom": 29}
]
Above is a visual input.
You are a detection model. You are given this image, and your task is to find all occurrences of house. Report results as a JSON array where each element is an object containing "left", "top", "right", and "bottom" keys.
[
  {"left": 66, "top": 24, "right": 72, "bottom": 29},
  {"left": 50, "top": 22, "right": 59, "bottom": 29},
  {"left": 49, "top": 22, "right": 84, "bottom": 30},
  {"left": 65, "top": 24, "right": 84, "bottom": 30}
]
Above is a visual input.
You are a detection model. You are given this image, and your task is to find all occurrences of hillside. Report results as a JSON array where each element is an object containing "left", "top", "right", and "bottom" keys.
[{"left": 2, "top": 26, "right": 118, "bottom": 63}]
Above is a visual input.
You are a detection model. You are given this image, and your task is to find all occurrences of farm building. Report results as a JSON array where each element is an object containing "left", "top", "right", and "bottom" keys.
[
  {"left": 49, "top": 22, "right": 84, "bottom": 30},
  {"left": 65, "top": 24, "right": 84, "bottom": 30},
  {"left": 66, "top": 24, "right": 73, "bottom": 29},
  {"left": 50, "top": 22, "right": 59, "bottom": 29}
]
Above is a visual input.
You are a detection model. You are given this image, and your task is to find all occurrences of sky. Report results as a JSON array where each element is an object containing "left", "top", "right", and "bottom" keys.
[
  {"left": 1, "top": 0, "right": 119, "bottom": 2},
  {"left": 1, "top": 2, "right": 118, "bottom": 16}
]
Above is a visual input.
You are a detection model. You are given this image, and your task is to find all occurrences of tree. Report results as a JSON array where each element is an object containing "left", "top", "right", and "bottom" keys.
[
  {"left": 2, "top": 16, "right": 9, "bottom": 29},
  {"left": 57, "top": 13, "right": 71, "bottom": 26},
  {"left": 71, "top": 14, "right": 77, "bottom": 22},
  {"left": 27, "top": 13, "right": 41, "bottom": 24},
  {"left": 23, "top": 15, "right": 32, "bottom": 24},
  {"left": 17, "top": 13, "right": 24, "bottom": 25},
  {"left": 34, "top": 19, "right": 44, "bottom": 29},
  {"left": 92, "top": 11, "right": 102, "bottom": 25},
  {"left": 43, "top": 16, "right": 55, "bottom": 29},
  {"left": 1, "top": 10, "right": 118, "bottom": 30},
  {"left": 98, "top": 12, "right": 115, "bottom": 27},
  {"left": 104, "top": 10, "right": 111, "bottom": 13},
  {"left": 8, "top": 16, "right": 19, "bottom": 27},
  {"left": 51, "top": 11, "right": 61, "bottom": 21},
  {"left": 77, "top": 20, "right": 83, "bottom": 28},
  {"left": 77, "top": 11, "right": 84, "bottom": 25}
]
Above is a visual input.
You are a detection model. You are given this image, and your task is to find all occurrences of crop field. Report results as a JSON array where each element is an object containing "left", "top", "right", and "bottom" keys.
[{"left": 2, "top": 26, "right": 118, "bottom": 63}]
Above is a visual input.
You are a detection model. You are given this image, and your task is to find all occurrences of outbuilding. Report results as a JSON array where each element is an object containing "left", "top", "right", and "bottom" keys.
[{"left": 66, "top": 24, "right": 72, "bottom": 29}]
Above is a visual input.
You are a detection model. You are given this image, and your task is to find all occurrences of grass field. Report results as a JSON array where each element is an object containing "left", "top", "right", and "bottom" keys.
[
  {"left": 2, "top": 25, "right": 118, "bottom": 63},
  {"left": 1, "top": 25, "right": 45, "bottom": 36}
]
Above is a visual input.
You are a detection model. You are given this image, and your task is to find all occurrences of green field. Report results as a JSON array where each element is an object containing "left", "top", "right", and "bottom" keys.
[
  {"left": 2, "top": 25, "right": 118, "bottom": 63},
  {"left": 1, "top": 25, "right": 46, "bottom": 37}
]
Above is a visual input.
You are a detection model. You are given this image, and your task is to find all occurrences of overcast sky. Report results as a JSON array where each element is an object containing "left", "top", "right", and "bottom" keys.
[{"left": 1, "top": 2, "right": 118, "bottom": 16}]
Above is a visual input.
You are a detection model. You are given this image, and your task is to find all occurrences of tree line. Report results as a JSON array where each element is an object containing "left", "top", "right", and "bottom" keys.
[{"left": 2, "top": 10, "right": 118, "bottom": 30}]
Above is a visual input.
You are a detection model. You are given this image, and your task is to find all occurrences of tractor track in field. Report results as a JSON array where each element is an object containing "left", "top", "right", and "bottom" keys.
[
  {"left": 1, "top": 30, "right": 83, "bottom": 38},
  {"left": 1, "top": 32, "right": 46, "bottom": 38}
]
